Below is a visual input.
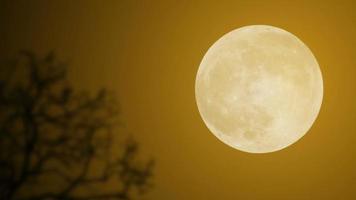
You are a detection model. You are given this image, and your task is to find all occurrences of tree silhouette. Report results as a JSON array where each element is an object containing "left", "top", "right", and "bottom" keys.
[{"left": 0, "top": 51, "right": 154, "bottom": 200}]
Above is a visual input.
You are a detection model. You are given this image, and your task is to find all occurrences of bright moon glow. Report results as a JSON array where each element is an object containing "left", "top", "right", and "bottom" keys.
[{"left": 195, "top": 25, "right": 323, "bottom": 153}]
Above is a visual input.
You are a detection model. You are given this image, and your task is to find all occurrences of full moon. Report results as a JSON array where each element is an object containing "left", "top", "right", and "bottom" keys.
[{"left": 195, "top": 25, "right": 323, "bottom": 153}]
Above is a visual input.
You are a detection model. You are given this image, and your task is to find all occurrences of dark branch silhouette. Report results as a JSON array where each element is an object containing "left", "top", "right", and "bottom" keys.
[{"left": 0, "top": 51, "right": 154, "bottom": 200}]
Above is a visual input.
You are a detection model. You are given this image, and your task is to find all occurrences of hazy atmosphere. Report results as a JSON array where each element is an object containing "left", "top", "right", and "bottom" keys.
[{"left": 1, "top": 0, "right": 356, "bottom": 199}]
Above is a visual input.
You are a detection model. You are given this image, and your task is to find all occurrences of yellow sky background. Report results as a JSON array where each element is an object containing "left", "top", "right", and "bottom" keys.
[{"left": 1, "top": 0, "right": 356, "bottom": 199}]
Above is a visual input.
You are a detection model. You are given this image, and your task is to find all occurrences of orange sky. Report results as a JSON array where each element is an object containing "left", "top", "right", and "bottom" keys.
[{"left": 1, "top": 0, "right": 356, "bottom": 199}]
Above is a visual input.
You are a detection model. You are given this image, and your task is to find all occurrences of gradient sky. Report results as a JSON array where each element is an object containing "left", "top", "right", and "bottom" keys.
[{"left": 1, "top": 0, "right": 356, "bottom": 199}]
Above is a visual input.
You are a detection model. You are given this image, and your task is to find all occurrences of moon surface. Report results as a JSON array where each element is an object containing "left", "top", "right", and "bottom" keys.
[{"left": 195, "top": 25, "right": 323, "bottom": 153}]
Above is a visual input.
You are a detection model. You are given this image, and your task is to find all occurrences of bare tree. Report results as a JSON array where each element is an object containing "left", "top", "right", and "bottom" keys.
[{"left": 0, "top": 51, "right": 154, "bottom": 200}]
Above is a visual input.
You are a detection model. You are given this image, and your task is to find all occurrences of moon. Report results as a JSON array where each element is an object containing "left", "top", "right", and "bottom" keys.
[{"left": 195, "top": 25, "right": 323, "bottom": 153}]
